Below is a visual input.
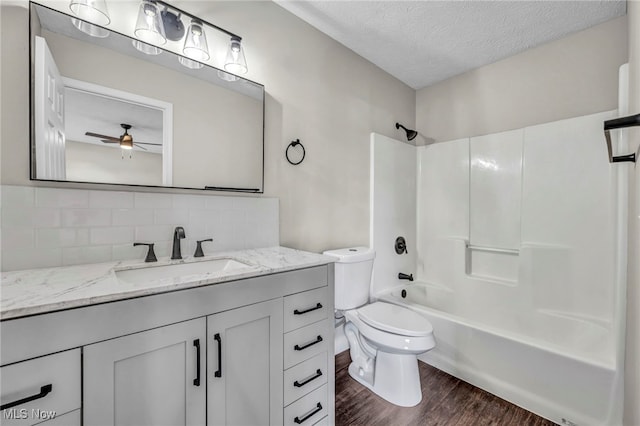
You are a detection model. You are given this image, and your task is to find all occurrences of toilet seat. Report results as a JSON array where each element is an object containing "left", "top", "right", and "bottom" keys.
[{"left": 357, "top": 302, "right": 433, "bottom": 337}]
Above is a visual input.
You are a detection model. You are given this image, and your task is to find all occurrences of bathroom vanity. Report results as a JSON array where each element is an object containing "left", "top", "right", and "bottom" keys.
[{"left": 0, "top": 247, "right": 335, "bottom": 426}]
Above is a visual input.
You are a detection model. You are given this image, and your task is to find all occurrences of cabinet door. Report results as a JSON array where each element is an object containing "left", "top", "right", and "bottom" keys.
[
  {"left": 84, "top": 318, "right": 206, "bottom": 426},
  {"left": 208, "top": 299, "right": 283, "bottom": 426}
]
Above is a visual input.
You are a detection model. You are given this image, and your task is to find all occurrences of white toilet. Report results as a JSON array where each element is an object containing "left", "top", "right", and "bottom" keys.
[{"left": 323, "top": 247, "right": 435, "bottom": 407}]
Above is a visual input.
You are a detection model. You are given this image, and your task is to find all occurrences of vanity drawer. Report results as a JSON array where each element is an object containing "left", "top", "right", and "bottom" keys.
[
  {"left": 313, "top": 416, "right": 328, "bottom": 426},
  {"left": 284, "top": 319, "right": 330, "bottom": 369},
  {"left": 0, "top": 349, "right": 80, "bottom": 426},
  {"left": 284, "top": 352, "right": 328, "bottom": 406},
  {"left": 284, "top": 384, "right": 327, "bottom": 426},
  {"left": 284, "top": 287, "right": 329, "bottom": 332}
]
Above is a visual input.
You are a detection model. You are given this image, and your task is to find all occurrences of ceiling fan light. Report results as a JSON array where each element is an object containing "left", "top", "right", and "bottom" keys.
[
  {"left": 132, "top": 39, "right": 162, "bottom": 55},
  {"left": 183, "top": 19, "right": 210, "bottom": 62},
  {"left": 134, "top": 0, "right": 166, "bottom": 46},
  {"left": 120, "top": 134, "right": 133, "bottom": 150},
  {"left": 71, "top": 18, "right": 109, "bottom": 38},
  {"left": 69, "top": 0, "right": 110, "bottom": 26},
  {"left": 224, "top": 36, "right": 247, "bottom": 75}
]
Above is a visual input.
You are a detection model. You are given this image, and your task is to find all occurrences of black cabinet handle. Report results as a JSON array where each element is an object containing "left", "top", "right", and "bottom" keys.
[
  {"left": 193, "top": 339, "right": 201, "bottom": 386},
  {"left": 294, "top": 402, "right": 323, "bottom": 424},
  {"left": 214, "top": 333, "right": 222, "bottom": 378},
  {"left": 293, "top": 369, "right": 323, "bottom": 388},
  {"left": 294, "top": 335, "right": 323, "bottom": 351},
  {"left": 294, "top": 303, "right": 323, "bottom": 315},
  {"left": 0, "top": 384, "right": 53, "bottom": 410}
]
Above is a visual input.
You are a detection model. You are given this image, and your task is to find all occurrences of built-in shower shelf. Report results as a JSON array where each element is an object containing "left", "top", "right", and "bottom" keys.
[{"left": 466, "top": 243, "right": 520, "bottom": 285}]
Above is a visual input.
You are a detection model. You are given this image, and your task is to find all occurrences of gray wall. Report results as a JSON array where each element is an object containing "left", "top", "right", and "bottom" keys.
[
  {"left": 416, "top": 16, "right": 628, "bottom": 142},
  {"left": 0, "top": 0, "right": 416, "bottom": 254}
]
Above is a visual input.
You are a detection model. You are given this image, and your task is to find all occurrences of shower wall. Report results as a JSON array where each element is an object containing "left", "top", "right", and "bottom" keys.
[{"left": 415, "top": 109, "right": 620, "bottom": 350}]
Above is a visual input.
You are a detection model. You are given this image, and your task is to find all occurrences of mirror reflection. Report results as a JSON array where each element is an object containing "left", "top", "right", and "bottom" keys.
[{"left": 31, "top": 3, "right": 264, "bottom": 192}]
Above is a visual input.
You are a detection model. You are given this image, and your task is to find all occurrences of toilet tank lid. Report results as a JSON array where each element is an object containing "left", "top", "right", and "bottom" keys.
[{"left": 322, "top": 247, "right": 375, "bottom": 263}]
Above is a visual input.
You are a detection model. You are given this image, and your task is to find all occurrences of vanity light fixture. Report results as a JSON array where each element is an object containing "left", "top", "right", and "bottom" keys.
[
  {"left": 132, "top": 40, "right": 162, "bottom": 55},
  {"left": 134, "top": 0, "right": 166, "bottom": 47},
  {"left": 183, "top": 19, "right": 210, "bottom": 62},
  {"left": 178, "top": 56, "right": 204, "bottom": 70},
  {"left": 69, "top": 0, "right": 110, "bottom": 26},
  {"left": 224, "top": 36, "right": 248, "bottom": 75},
  {"left": 71, "top": 18, "right": 109, "bottom": 38}
]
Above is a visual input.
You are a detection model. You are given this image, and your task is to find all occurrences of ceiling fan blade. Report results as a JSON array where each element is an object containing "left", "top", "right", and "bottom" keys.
[
  {"left": 100, "top": 139, "right": 119, "bottom": 144},
  {"left": 86, "top": 132, "right": 119, "bottom": 141},
  {"left": 133, "top": 142, "right": 162, "bottom": 146},
  {"left": 134, "top": 143, "right": 148, "bottom": 151}
]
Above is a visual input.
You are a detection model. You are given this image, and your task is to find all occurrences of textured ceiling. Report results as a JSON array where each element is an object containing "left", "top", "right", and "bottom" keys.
[{"left": 276, "top": 1, "right": 627, "bottom": 89}]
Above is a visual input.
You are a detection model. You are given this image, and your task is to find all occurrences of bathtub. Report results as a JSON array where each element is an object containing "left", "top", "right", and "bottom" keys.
[{"left": 379, "top": 283, "right": 621, "bottom": 426}]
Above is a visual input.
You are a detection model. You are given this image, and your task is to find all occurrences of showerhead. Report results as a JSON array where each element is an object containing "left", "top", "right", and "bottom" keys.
[{"left": 395, "top": 123, "right": 417, "bottom": 141}]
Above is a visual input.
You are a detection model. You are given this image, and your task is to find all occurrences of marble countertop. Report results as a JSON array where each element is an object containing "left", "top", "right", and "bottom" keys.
[{"left": 1, "top": 246, "right": 335, "bottom": 320}]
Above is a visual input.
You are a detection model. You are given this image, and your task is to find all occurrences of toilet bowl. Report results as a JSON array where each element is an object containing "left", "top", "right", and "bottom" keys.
[
  {"left": 323, "top": 247, "right": 436, "bottom": 407},
  {"left": 342, "top": 302, "right": 435, "bottom": 407}
]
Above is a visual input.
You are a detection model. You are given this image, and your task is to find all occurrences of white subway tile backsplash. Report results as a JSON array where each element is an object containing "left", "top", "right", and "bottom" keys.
[
  {"left": 154, "top": 209, "right": 188, "bottom": 225},
  {"left": 112, "top": 209, "right": 154, "bottom": 226},
  {"left": 134, "top": 192, "right": 172, "bottom": 209},
  {"left": 89, "top": 191, "right": 134, "bottom": 209},
  {"left": 2, "top": 228, "right": 35, "bottom": 250},
  {"left": 1, "top": 186, "right": 34, "bottom": 207},
  {"left": 1, "top": 186, "right": 279, "bottom": 271},
  {"left": 172, "top": 194, "right": 205, "bottom": 210},
  {"left": 36, "top": 188, "right": 89, "bottom": 208},
  {"left": 135, "top": 224, "right": 173, "bottom": 243},
  {"left": 61, "top": 209, "right": 111, "bottom": 227},
  {"left": 62, "top": 246, "right": 112, "bottom": 266},
  {"left": 36, "top": 228, "right": 89, "bottom": 248},
  {"left": 90, "top": 227, "right": 134, "bottom": 245},
  {"left": 2, "top": 248, "right": 62, "bottom": 271}
]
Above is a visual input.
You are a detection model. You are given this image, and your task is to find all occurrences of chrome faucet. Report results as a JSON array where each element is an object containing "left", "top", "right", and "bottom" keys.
[{"left": 171, "top": 226, "right": 186, "bottom": 260}]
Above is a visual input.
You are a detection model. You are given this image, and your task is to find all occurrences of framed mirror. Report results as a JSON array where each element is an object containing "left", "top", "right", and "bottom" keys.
[{"left": 30, "top": 2, "right": 264, "bottom": 192}]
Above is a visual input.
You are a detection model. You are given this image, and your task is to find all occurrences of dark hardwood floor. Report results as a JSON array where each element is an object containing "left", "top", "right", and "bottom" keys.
[{"left": 335, "top": 351, "right": 557, "bottom": 426}]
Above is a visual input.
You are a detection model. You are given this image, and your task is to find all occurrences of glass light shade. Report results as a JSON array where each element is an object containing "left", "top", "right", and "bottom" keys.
[
  {"left": 183, "top": 20, "right": 210, "bottom": 62},
  {"left": 224, "top": 36, "right": 247, "bottom": 75},
  {"left": 69, "top": 0, "right": 110, "bottom": 26},
  {"left": 178, "top": 56, "right": 204, "bottom": 70},
  {"left": 134, "top": 0, "right": 166, "bottom": 46},
  {"left": 120, "top": 134, "right": 133, "bottom": 150},
  {"left": 217, "top": 70, "right": 238, "bottom": 82},
  {"left": 132, "top": 40, "right": 162, "bottom": 55},
  {"left": 71, "top": 18, "right": 109, "bottom": 38}
]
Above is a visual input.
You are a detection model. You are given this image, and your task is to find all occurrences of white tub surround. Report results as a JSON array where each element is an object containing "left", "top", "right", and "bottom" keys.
[{"left": 1, "top": 247, "right": 335, "bottom": 320}]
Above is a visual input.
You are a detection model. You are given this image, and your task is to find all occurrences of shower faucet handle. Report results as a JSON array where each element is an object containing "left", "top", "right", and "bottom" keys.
[
  {"left": 395, "top": 236, "right": 408, "bottom": 254},
  {"left": 398, "top": 273, "right": 414, "bottom": 282}
]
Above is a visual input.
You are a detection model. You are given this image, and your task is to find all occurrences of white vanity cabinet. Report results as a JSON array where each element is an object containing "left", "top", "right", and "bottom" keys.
[
  {"left": 207, "top": 298, "right": 284, "bottom": 425},
  {"left": 83, "top": 318, "right": 207, "bottom": 426},
  {"left": 0, "top": 349, "right": 80, "bottom": 426},
  {"left": 1, "top": 262, "right": 335, "bottom": 426}
]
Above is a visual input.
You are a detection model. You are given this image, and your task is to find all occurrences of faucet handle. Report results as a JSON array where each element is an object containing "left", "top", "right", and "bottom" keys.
[
  {"left": 194, "top": 239, "right": 213, "bottom": 258},
  {"left": 133, "top": 242, "right": 157, "bottom": 263}
]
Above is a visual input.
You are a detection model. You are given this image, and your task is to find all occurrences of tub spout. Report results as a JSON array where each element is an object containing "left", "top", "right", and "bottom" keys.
[{"left": 398, "top": 273, "right": 414, "bottom": 281}]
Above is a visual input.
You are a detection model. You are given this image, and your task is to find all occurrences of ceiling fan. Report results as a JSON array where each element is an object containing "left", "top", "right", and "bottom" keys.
[{"left": 85, "top": 123, "right": 161, "bottom": 151}]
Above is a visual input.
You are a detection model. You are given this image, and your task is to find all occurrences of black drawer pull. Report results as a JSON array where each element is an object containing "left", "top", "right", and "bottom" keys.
[
  {"left": 294, "top": 369, "right": 323, "bottom": 388},
  {"left": 294, "top": 402, "right": 322, "bottom": 424},
  {"left": 193, "top": 339, "right": 201, "bottom": 386},
  {"left": 294, "top": 335, "right": 323, "bottom": 351},
  {"left": 0, "top": 384, "right": 53, "bottom": 410},
  {"left": 214, "top": 333, "right": 222, "bottom": 378},
  {"left": 294, "top": 303, "right": 323, "bottom": 315}
]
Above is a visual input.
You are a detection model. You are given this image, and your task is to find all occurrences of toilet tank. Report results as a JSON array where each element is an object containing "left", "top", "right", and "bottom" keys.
[{"left": 323, "top": 247, "right": 375, "bottom": 310}]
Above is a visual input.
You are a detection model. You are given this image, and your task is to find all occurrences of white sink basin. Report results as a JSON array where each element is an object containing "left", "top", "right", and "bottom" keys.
[{"left": 116, "top": 258, "right": 252, "bottom": 284}]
